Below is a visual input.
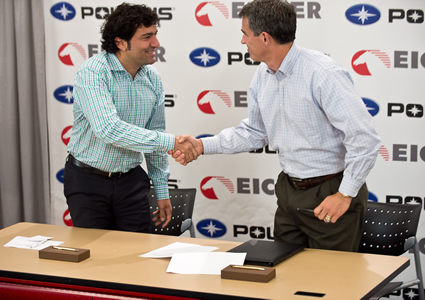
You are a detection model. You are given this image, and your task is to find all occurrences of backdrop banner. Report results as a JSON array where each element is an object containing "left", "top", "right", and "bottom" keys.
[{"left": 44, "top": 1, "right": 425, "bottom": 298}]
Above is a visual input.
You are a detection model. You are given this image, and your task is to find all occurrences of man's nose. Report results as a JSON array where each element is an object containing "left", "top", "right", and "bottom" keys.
[
  {"left": 152, "top": 35, "right": 160, "bottom": 48},
  {"left": 241, "top": 35, "right": 246, "bottom": 44}
]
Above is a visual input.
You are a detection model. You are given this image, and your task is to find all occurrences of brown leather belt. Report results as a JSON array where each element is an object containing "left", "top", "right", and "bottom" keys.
[
  {"left": 288, "top": 171, "right": 344, "bottom": 190},
  {"left": 67, "top": 155, "right": 124, "bottom": 178}
]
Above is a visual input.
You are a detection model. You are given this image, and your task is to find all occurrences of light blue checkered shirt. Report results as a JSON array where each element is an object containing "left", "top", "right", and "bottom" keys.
[
  {"left": 68, "top": 51, "right": 175, "bottom": 199},
  {"left": 202, "top": 43, "right": 381, "bottom": 197}
]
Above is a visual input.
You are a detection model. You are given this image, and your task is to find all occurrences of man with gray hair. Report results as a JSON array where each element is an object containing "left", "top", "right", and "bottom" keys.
[{"left": 172, "top": 0, "right": 380, "bottom": 251}]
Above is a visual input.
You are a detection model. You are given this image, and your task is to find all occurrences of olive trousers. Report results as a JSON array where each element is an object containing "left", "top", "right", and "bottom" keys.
[{"left": 274, "top": 171, "right": 368, "bottom": 251}]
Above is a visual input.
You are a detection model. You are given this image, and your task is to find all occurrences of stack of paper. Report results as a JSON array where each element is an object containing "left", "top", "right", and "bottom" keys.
[
  {"left": 140, "top": 242, "right": 246, "bottom": 275},
  {"left": 4, "top": 235, "right": 63, "bottom": 250}
]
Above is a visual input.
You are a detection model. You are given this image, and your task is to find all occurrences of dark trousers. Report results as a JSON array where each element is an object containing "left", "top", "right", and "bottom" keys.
[
  {"left": 274, "top": 171, "right": 368, "bottom": 251},
  {"left": 63, "top": 161, "right": 151, "bottom": 233}
]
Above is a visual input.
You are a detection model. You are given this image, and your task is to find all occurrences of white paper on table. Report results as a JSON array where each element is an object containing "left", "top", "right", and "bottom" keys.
[
  {"left": 3, "top": 235, "right": 64, "bottom": 250},
  {"left": 140, "top": 242, "right": 219, "bottom": 258},
  {"left": 166, "top": 252, "right": 247, "bottom": 275}
]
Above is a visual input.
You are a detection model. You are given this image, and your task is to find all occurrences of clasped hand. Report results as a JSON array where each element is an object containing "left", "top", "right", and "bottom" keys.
[{"left": 169, "top": 135, "right": 203, "bottom": 166}]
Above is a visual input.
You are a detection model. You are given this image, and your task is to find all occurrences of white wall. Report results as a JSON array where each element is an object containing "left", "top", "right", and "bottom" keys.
[{"left": 44, "top": 1, "right": 425, "bottom": 298}]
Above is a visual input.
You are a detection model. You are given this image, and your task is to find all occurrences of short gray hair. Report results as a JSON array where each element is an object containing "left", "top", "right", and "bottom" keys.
[{"left": 239, "top": 0, "right": 296, "bottom": 45}]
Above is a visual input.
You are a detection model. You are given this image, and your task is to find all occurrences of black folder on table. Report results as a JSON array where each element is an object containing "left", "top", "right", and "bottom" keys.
[{"left": 227, "top": 240, "right": 304, "bottom": 267}]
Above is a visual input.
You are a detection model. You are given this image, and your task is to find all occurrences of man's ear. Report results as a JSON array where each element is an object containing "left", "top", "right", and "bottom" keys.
[
  {"left": 262, "top": 32, "right": 270, "bottom": 44},
  {"left": 115, "top": 37, "right": 127, "bottom": 51}
]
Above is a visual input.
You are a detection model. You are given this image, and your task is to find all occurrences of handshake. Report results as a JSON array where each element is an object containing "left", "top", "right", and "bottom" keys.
[{"left": 169, "top": 135, "right": 204, "bottom": 166}]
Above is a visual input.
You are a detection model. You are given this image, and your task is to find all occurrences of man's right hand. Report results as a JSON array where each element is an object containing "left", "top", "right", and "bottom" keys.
[
  {"left": 172, "top": 136, "right": 199, "bottom": 165},
  {"left": 169, "top": 135, "right": 204, "bottom": 165}
]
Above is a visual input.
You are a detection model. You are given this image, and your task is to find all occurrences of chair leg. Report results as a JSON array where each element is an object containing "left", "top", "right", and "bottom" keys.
[
  {"left": 189, "top": 224, "right": 196, "bottom": 238},
  {"left": 413, "top": 240, "right": 425, "bottom": 300}
]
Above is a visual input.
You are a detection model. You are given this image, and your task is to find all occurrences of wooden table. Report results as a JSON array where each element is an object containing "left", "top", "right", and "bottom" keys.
[{"left": 0, "top": 222, "right": 409, "bottom": 299}]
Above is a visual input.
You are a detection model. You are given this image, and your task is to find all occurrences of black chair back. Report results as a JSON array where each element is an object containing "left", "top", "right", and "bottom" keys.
[
  {"left": 358, "top": 201, "right": 421, "bottom": 256},
  {"left": 148, "top": 188, "right": 196, "bottom": 237}
]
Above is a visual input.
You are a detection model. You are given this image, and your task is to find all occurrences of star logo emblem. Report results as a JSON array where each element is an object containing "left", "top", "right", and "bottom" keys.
[
  {"left": 50, "top": 2, "right": 76, "bottom": 21},
  {"left": 190, "top": 47, "right": 221, "bottom": 67}
]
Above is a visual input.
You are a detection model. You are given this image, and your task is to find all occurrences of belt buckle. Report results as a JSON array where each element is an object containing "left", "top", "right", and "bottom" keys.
[
  {"left": 109, "top": 172, "right": 123, "bottom": 178},
  {"left": 289, "top": 177, "right": 307, "bottom": 190},
  {"left": 291, "top": 177, "right": 303, "bottom": 182}
]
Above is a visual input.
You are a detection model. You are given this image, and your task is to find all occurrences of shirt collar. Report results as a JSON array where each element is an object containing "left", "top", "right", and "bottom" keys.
[
  {"left": 108, "top": 52, "right": 125, "bottom": 71},
  {"left": 266, "top": 42, "right": 300, "bottom": 77},
  {"left": 107, "top": 52, "right": 147, "bottom": 77}
]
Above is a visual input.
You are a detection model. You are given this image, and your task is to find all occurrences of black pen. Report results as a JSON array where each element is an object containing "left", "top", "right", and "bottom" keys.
[{"left": 296, "top": 208, "right": 315, "bottom": 214}]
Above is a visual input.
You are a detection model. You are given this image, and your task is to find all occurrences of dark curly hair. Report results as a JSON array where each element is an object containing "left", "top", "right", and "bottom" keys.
[{"left": 101, "top": 2, "right": 160, "bottom": 53}]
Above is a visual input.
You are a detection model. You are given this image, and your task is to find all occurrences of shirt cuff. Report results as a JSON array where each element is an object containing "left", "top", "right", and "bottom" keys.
[
  {"left": 154, "top": 184, "right": 170, "bottom": 200},
  {"left": 151, "top": 175, "right": 170, "bottom": 200},
  {"left": 157, "top": 132, "right": 175, "bottom": 152},
  {"left": 339, "top": 176, "right": 363, "bottom": 198},
  {"left": 201, "top": 136, "right": 221, "bottom": 154}
]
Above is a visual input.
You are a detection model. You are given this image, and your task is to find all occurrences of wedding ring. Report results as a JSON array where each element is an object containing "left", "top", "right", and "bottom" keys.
[{"left": 324, "top": 214, "right": 332, "bottom": 223}]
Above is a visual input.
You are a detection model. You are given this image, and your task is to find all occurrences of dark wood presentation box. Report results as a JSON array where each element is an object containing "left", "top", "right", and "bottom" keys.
[
  {"left": 221, "top": 265, "right": 276, "bottom": 283},
  {"left": 39, "top": 246, "right": 90, "bottom": 262}
]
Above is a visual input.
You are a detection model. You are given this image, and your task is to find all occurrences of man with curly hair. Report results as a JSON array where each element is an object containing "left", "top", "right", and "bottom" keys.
[{"left": 64, "top": 3, "right": 198, "bottom": 232}]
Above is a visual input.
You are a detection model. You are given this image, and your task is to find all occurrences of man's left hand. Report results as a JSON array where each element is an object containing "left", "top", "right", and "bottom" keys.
[
  {"left": 314, "top": 192, "right": 351, "bottom": 223},
  {"left": 152, "top": 198, "right": 172, "bottom": 228}
]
